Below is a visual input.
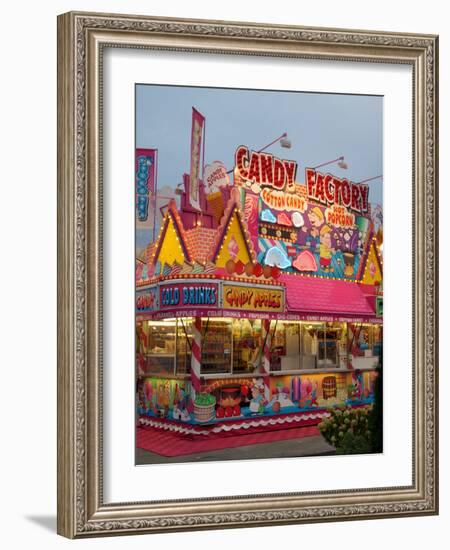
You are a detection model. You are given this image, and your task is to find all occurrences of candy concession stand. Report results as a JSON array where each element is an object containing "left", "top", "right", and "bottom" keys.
[{"left": 136, "top": 146, "right": 383, "bottom": 440}]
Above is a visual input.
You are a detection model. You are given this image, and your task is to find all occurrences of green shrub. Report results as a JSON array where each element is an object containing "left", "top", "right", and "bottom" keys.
[
  {"left": 336, "top": 432, "right": 371, "bottom": 455},
  {"left": 318, "top": 406, "right": 371, "bottom": 454},
  {"left": 368, "top": 365, "right": 383, "bottom": 453}
]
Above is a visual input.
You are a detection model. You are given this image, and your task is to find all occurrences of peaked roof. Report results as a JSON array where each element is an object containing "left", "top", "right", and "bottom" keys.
[
  {"left": 148, "top": 200, "right": 192, "bottom": 266},
  {"left": 355, "top": 224, "right": 378, "bottom": 281},
  {"left": 357, "top": 234, "right": 383, "bottom": 283},
  {"left": 210, "top": 199, "right": 256, "bottom": 263}
]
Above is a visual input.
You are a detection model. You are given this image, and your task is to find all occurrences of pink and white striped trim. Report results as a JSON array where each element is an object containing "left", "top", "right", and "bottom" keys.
[
  {"left": 138, "top": 411, "right": 330, "bottom": 435},
  {"left": 261, "top": 319, "right": 272, "bottom": 402},
  {"left": 190, "top": 316, "right": 202, "bottom": 395}
]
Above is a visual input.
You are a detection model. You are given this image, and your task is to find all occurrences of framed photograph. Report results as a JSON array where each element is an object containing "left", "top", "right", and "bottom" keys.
[{"left": 57, "top": 11, "right": 439, "bottom": 538}]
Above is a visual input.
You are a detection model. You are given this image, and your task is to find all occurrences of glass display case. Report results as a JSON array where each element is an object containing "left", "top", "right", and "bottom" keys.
[
  {"left": 269, "top": 321, "right": 302, "bottom": 371},
  {"left": 136, "top": 318, "right": 376, "bottom": 377},
  {"left": 301, "top": 323, "right": 317, "bottom": 370},
  {"left": 200, "top": 318, "right": 232, "bottom": 374},
  {"left": 145, "top": 319, "right": 176, "bottom": 374},
  {"left": 232, "top": 318, "right": 262, "bottom": 373},
  {"left": 176, "top": 318, "right": 192, "bottom": 374},
  {"left": 316, "top": 323, "right": 346, "bottom": 368},
  {"left": 348, "top": 323, "right": 382, "bottom": 369}
]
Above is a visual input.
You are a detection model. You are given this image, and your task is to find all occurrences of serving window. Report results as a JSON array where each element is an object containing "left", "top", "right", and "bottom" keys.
[
  {"left": 232, "top": 318, "right": 262, "bottom": 373},
  {"left": 200, "top": 318, "right": 266, "bottom": 375},
  {"left": 138, "top": 319, "right": 177, "bottom": 375},
  {"left": 348, "top": 323, "right": 382, "bottom": 357},
  {"left": 317, "top": 322, "right": 347, "bottom": 368},
  {"left": 176, "top": 318, "right": 193, "bottom": 374},
  {"left": 137, "top": 317, "right": 381, "bottom": 377},
  {"left": 200, "top": 318, "right": 233, "bottom": 375},
  {"left": 268, "top": 321, "right": 349, "bottom": 371},
  {"left": 300, "top": 323, "right": 318, "bottom": 370},
  {"left": 136, "top": 318, "right": 192, "bottom": 376},
  {"left": 268, "top": 321, "right": 301, "bottom": 371}
]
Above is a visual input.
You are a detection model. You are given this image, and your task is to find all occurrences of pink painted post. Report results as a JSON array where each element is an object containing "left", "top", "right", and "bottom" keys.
[
  {"left": 261, "top": 319, "right": 272, "bottom": 402},
  {"left": 190, "top": 316, "right": 202, "bottom": 397}
]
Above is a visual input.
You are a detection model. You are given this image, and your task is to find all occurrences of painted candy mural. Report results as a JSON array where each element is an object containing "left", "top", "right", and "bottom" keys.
[{"left": 234, "top": 147, "right": 373, "bottom": 280}]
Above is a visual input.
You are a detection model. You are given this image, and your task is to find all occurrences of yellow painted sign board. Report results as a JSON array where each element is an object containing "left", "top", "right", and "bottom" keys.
[{"left": 222, "top": 284, "right": 285, "bottom": 313}]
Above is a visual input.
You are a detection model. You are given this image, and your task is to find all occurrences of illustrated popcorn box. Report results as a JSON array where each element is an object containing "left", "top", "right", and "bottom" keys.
[{"left": 207, "top": 191, "right": 225, "bottom": 223}]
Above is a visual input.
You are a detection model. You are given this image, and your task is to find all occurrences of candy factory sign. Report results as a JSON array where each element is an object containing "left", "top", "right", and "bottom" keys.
[
  {"left": 305, "top": 168, "right": 369, "bottom": 213},
  {"left": 159, "top": 282, "right": 218, "bottom": 309},
  {"left": 235, "top": 146, "right": 297, "bottom": 191},
  {"left": 223, "top": 284, "right": 285, "bottom": 313}
]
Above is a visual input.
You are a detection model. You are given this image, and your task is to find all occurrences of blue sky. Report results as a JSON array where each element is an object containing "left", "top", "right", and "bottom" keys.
[{"left": 135, "top": 84, "right": 383, "bottom": 251}]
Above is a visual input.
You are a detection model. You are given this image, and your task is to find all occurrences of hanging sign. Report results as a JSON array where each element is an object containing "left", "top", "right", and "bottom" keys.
[
  {"left": 159, "top": 282, "right": 218, "bottom": 309},
  {"left": 136, "top": 288, "right": 157, "bottom": 313},
  {"left": 204, "top": 161, "right": 230, "bottom": 193},
  {"left": 189, "top": 108, "right": 205, "bottom": 211},
  {"left": 261, "top": 187, "right": 307, "bottom": 212},
  {"left": 234, "top": 146, "right": 297, "bottom": 191},
  {"left": 324, "top": 204, "right": 355, "bottom": 228},
  {"left": 305, "top": 168, "right": 369, "bottom": 214},
  {"left": 135, "top": 148, "right": 157, "bottom": 222}
]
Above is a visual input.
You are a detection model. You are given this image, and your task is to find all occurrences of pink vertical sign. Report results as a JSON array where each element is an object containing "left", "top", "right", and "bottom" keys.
[{"left": 189, "top": 108, "right": 205, "bottom": 211}]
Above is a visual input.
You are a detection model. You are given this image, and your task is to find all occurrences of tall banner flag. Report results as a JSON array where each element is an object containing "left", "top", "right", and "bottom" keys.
[
  {"left": 135, "top": 148, "right": 158, "bottom": 233},
  {"left": 189, "top": 108, "right": 205, "bottom": 211}
]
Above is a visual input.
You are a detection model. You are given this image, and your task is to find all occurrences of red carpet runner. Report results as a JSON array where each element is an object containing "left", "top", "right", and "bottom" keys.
[{"left": 137, "top": 425, "right": 320, "bottom": 457}]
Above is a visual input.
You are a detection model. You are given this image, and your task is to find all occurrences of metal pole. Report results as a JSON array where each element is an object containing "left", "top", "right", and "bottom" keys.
[
  {"left": 226, "top": 132, "right": 288, "bottom": 174},
  {"left": 312, "top": 156, "right": 344, "bottom": 170},
  {"left": 357, "top": 175, "right": 383, "bottom": 184},
  {"left": 152, "top": 149, "right": 158, "bottom": 242}
]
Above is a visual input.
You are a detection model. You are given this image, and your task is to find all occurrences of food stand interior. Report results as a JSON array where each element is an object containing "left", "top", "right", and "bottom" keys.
[{"left": 137, "top": 318, "right": 382, "bottom": 377}]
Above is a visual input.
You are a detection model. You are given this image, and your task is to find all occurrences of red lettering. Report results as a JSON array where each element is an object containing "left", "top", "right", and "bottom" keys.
[
  {"left": 273, "top": 159, "right": 285, "bottom": 190},
  {"left": 351, "top": 183, "right": 360, "bottom": 212},
  {"left": 325, "top": 175, "right": 334, "bottom": 204},
  {"left": 283, "top": 160, "right": 297, "bottom": 185},
  {"left": 315, "top": 173, "right": 326, "bottom": 203},
  {"left": 341, "top": 180, "right": 351, "bottom": 207},
  {"left": 359, "top": 185, "right": 369, "bottom": 212},
  {"left": 306, "top": 168, "right": 316, "bottom": 198},
  {"left": 225, "top": 289, "right": 233, "bottom": 306},
  {"left": 247, "top": 152, "right": 261, "bottom": 183},
  {"left": 304, "top": 170, "right": 370, "bottom": 214},
  {"left": 136, "top": 293, "right": 154, "bottom": 310},
  {"left": 236, "top": 146, "right": 298, "bottom": 192},
  {"left": 260, "top": 153, "right": 273, "bottom": 184},
  {"left": 235, "top": 146, "right": 249, "bottom": 179},
  {"left": 333, "top": 178, "right": 342, "bottom": 205}
]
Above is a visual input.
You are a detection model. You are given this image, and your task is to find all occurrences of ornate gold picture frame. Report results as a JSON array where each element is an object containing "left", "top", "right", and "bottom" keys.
[{"left": 57, "top": 11, "right": 438, "bottom": 538}]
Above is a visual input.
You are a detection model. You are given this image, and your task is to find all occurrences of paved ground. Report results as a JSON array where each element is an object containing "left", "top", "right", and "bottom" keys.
[{"left": 136, "top": 435, "right": 335, "bottom": 464}]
